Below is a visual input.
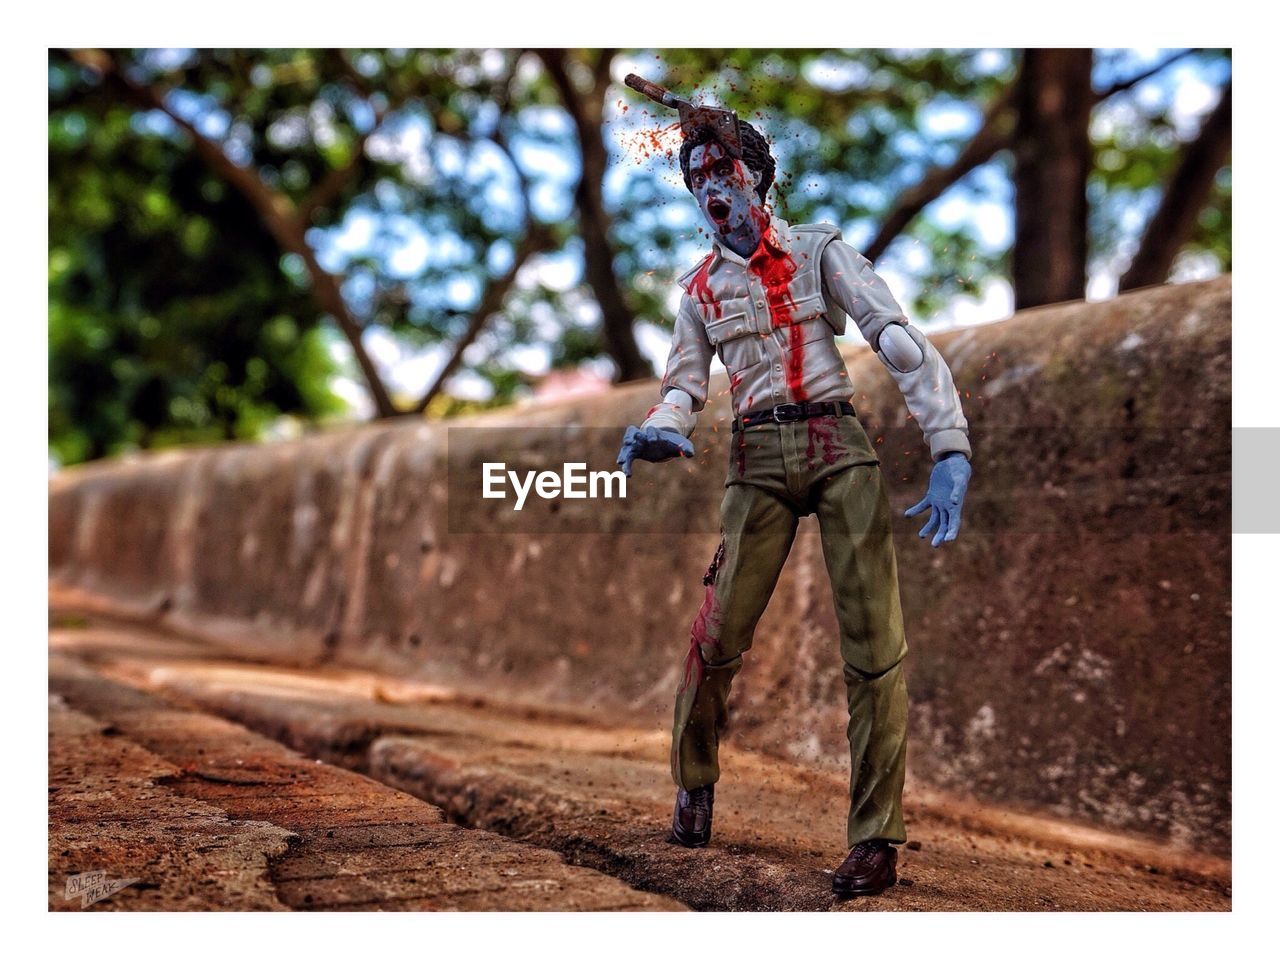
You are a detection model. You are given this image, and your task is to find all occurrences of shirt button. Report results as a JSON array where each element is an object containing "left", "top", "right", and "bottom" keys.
[{"left": 756, "top": 300, "right": 765, "bottom": 308}]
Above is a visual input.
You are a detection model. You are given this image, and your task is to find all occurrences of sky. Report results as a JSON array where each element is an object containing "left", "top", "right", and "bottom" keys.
[{"left": 309, "top": 49, "right": 1230, "bottom": 418}]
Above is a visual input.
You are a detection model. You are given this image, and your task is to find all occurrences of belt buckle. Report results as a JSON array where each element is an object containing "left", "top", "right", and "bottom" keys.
[{"left": 772, "top": 403, "right": 804, "bottom": 423}]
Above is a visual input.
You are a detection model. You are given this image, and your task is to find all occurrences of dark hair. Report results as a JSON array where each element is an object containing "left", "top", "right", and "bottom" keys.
[{"left": 679, "top": 120, "right": 775, "bottom": 204}]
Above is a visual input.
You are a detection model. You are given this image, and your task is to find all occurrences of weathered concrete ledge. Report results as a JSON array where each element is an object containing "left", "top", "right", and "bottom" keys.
[{"left": 49, "top": 276, "right": 1232, "bottom": 854}]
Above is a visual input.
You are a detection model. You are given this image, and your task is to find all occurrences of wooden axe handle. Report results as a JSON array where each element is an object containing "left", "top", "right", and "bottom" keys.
[{"left": 625, "top": 74, "right": 676, "bottom": 108}]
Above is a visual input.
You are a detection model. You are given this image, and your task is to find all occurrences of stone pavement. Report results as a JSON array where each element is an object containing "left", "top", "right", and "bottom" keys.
[
  {"left": 50, "top": 618, "right": 1230, "bottom": 912},
  {"left": 50, "top": 652, "right": 681, "bottom": 911}
]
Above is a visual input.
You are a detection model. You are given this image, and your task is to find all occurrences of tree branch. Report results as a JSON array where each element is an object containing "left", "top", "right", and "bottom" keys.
[
  {"left": 411, "top": 226, "right": 554, "bottom": 413},
  {"left": 863, "top": 84, "right": 1017, "bottom": 263},
  {"left": 1119, "top": 81, "right": 1231, "bottom": 292},
  {"left": 1093, "top": 49, "right": 1200, "bottom": 103},
  {"left": 409, "top": 52, "right": 554, "bottom": 413},
  {"left": 537, "top": 49, "right": 650, "bottom": 382},
  {"left": 297, "top": 52, "right": 398, "bottom": 225},
  {"left": 67, "top": 48, "right": 401, "bottom": 418},
  {"left": 592, "top": 48, "right": 617, "bottom": 97},
  {"left": 859, "top": 50, "right": 1206, "bottom": 266}
]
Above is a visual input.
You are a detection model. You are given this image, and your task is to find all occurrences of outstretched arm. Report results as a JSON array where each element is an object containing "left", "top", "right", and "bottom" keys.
[
  {"left": 616, "top": 295, "right": 713, "bottom": 476},
  {"left": 821, "top": 240, "right": 972, "bottom": 546}
]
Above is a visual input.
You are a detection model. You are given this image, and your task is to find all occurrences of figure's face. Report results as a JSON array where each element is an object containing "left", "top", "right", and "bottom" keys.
[{"left": 688, "top": 141, "right": 763, "bottom": 239}]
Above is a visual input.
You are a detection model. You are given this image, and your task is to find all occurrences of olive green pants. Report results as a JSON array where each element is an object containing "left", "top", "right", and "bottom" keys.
[{"left": 670, "top": 414, "right": 909, "bottom": 847}]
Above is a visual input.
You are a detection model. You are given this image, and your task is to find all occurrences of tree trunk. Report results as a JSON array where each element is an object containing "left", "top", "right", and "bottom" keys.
[
  {"left": 538, "top": 50, "right": 651, "bottom": 382},
  {"left": 1011, "top": 49, "right": 1094, "bottom": 310},
  {"left": 1119, "top": 82, "right": 1231, "bottom": 292}
]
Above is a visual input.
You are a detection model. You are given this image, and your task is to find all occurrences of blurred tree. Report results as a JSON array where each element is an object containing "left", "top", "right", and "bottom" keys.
[
  {"left": 1012, "top": 49, "right": 1094, "bottom": 309},
  {"left": 55, "top": 48, "right": 560, "bottom": 424},
  {"left": 48, "top": 71, "right": 343, "bottom": 463},
  {"left": 536, "top": 49, "right": 650, "bottom": 382},
  {"left": 612, "top": 48, "right": 1230, "bottom": 317},
  {"left": 50, "top": 48, "right": 1231, "bottom": 465},
  {"left": 1118, "top": 80, "right": 1231, "bottom": 291}
]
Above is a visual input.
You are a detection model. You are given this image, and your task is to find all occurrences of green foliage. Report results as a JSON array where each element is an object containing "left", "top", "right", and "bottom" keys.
[
  {"left": 1088, "top": 49, "right": 1232, "bottom": 277},
  {"left": 1190, "top": 167, "right": 1231, "bottom": 271},
  {"left": 50, "top": 54, "right": 346, "bottom": 464},
  {"left": 607, "top": 49, "right": 1020, "bottom": 335},
  {"left": 48, "top": 48, "right": 1232, "bottom": 466}
]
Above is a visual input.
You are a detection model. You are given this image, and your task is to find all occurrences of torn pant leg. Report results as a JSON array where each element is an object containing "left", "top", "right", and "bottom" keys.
[{"left": 670, "top": 482, "right": 798, "bottom": 790}]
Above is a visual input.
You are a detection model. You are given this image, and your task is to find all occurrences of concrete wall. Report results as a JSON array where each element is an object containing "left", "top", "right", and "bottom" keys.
[{"left": 49, "top": 276, "right": 1232, "bottom": 854}]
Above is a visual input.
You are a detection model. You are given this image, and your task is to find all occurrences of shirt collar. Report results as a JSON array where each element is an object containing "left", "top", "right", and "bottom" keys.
[{"left": 710, "top": 215, "right": 792, "bottom": 267}]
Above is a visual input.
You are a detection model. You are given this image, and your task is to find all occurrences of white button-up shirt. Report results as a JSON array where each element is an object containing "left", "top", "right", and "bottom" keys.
[{"left": 645, "top": 216, "right": 970, "bottom": 461}]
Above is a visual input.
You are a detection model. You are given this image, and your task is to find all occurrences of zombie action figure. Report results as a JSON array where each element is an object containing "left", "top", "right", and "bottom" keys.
[{"left": 615, "top": 77, "right": 972, "bottom": 898}]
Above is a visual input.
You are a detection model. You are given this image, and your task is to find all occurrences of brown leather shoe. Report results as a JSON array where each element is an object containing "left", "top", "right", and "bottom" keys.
[
  {"left": 832, "top": 840, "right": 898, "bottom": 897},
  {"left": 671, "top": 784, "right": 714, "bottom": 847}
]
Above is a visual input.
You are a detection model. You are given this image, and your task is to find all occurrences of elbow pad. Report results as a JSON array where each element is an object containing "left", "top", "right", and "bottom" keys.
[{"left": 875, "top": 322, "right": 925, "bottom": 374}]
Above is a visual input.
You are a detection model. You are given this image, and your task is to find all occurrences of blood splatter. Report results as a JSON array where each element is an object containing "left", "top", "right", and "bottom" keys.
[
  {"left": 685, "top": 253, "right": 722, "bottom": 321},
  {"left": 783, "top": 324, "right": 807, "bottom": 401},
  {"left": 618, "top": 120, "right": 683, "bottom": 163},
  {"left": 805, "top": 416, "right": 845, "bottom": 467},
  {"left": 680, "top": 544, "right": 725, "bottom": 692},
  {"left": 748, "top": 235, "right": 804, "bottom": 401}
]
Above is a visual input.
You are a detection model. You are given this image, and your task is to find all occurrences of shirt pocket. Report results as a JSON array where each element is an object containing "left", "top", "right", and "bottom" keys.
[
  {"left": 704, "top": 303, "right": 763, "bottom": 373},
  {"left": 780, "top": 293, "right": 835, "bottom": 347}
]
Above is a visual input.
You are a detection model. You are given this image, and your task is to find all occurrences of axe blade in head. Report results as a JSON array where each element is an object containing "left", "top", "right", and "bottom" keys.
[
  {"left": 623, "top": 73, "right": 744, "bottom": 159},
  {"left": 678, "top": 103, "right": 743, "bottom": 159}
]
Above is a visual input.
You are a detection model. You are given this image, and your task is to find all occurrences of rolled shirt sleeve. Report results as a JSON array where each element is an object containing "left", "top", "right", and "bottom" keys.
[
  {"left": 641, "top": 294, "right": 714, "bottom": 438},
  {"left": 821, "top": 240, "right": 971, "bottom": 460}
]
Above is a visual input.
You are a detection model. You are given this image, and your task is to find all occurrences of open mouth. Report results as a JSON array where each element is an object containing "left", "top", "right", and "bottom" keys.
[{"left": 707, "top": 198, "right": 730, "bottom": 222}]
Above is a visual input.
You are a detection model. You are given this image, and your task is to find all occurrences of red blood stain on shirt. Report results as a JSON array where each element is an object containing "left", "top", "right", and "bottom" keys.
[
  {"left": 686, "top": 254, "right": 721, "bottom": 321},
  {"left": 783, "top": 316, "right": 807, "bottom": 401},
  {"left": 748, "top": 234, "right": 805, "bottom": 401},
  {"left": 751, "top": 250, "right": 799, "bottom": 327}
]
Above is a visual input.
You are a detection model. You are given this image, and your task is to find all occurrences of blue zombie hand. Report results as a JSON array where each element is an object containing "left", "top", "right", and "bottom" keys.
[
  {"left": 904, "top": 452, "right": 972, "bottom": 548},
  {"left": 616, "top": 425, "right": 695, "bottom": 477}
]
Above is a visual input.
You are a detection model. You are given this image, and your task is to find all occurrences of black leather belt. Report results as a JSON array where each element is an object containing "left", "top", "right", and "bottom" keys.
[{"left": 732, "top": 401, "right": 856, "bottom": 432}]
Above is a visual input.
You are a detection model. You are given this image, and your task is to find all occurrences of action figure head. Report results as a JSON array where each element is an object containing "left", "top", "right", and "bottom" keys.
[{"left": 679, "top": 121, "right": 776, "bottom": 256}]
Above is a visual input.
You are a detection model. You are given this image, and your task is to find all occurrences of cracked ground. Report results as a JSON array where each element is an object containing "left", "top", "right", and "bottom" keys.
[{"left": 49, "top": 617, "right": 1229, "bottom": 912}]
